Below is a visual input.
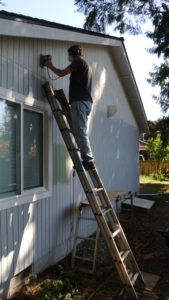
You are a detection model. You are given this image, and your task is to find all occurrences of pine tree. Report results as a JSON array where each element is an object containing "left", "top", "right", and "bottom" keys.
[{"left": 75, "top": 0, "right": 169, "bottom": 112}]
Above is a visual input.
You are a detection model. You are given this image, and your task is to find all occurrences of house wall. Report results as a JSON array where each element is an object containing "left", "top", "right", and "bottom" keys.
[
  {"left": 0, "top": 35, "right": 139, "bottom": 298},
  {"left": 87, "top": 47, "right": 139, "bottom": 192}
]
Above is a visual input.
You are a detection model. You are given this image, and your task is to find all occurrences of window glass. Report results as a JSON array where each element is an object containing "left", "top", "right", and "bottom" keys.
[
  {"left": 23, "top": 110, "right": 43, "bottom": 190},
  {"left": 0, "top": 99, "right": 20, "bottom": 198}
]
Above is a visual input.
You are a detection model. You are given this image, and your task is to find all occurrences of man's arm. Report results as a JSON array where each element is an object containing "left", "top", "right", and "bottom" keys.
[
  {"left": 46, "top": 59, "right": 72, "bottom": 77},
  {"left": 49, "top": 65, "right": 72, "bottom": 77}
]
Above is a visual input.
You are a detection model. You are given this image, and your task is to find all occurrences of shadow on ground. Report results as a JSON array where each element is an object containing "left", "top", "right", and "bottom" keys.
[{"left": 140, "top": 183, "right": 169, "bottom": 194}]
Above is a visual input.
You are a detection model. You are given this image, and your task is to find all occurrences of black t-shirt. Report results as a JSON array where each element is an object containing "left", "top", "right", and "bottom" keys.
[{"left": 68, "top": 58, "right": 93, "bottom": 104}]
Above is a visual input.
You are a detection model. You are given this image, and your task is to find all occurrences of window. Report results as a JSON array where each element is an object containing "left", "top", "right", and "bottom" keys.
[
  {"left": 24, "top": 109, "right": 43, "bottom": 190},
  {"left": 0, "top": 100, "right": 20, "bottom": 198},
  {"left": 0, "top": 98, "right": 44, "bottom": 200}
]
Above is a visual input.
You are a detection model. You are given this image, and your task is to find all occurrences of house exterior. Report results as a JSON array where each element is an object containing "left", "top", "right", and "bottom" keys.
[{"left": 0, "top": 10, "right": 148, "bottom": 299}]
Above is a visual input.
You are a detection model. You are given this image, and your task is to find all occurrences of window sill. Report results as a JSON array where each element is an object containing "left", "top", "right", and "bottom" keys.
[{"left": 0, "top": 188, "right": 52, "bottom": 211}]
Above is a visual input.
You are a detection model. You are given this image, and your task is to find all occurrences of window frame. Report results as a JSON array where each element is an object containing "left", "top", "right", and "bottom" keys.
[
  {"left": 0, "top": 87, "right": 53, "bottom": 210},
  {"left": 22, "top": 105, "right": 44, "bottom": 193}
]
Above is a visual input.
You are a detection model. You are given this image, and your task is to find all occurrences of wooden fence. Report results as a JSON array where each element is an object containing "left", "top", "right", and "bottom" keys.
[{"left": 140, "top": 160, "right": 169, "bottom": 175}]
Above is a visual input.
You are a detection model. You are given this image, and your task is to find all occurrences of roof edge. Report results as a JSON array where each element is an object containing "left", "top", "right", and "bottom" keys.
[
  {"left": 121, "top": 41, "right": 149, "bottom": 132},
  {"left": 0, "top": 10, "right": 124, "bottom": 42}
]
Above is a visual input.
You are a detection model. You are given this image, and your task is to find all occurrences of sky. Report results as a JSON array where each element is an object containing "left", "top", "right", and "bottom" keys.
[{"left": 1, "top": 0, "right": 164, "bottom": 121}]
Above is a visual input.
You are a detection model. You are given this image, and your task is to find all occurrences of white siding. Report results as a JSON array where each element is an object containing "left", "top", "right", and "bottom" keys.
[
  {"left": 0, "top": 199, "right": 53, "bottom": 283},
  {"left": 86, "top": 46, "right": 139, "bottom": 192},
  {"left": 0, "top": 35, "right": 139, "bottom": 296}
]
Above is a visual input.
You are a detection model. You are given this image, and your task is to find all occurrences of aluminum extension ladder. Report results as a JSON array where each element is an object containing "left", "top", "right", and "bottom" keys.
[{"left": 42, "top": 81, "right": 145, "bottom": 300}]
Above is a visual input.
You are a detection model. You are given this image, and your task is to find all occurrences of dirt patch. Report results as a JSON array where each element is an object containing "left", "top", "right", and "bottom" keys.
[
  {"left": 11, "top": 194, "right": 169, "bottom": 300},
  {"left": 121, "top": 193, "right": 169, "bottom": 300}
]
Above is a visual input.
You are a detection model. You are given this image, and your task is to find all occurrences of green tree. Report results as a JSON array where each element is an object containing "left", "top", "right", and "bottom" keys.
[
  {"left": 147, "top": 116, "right": 169, "bottom": 147},
  {"left": 148, "top": 62, "right": 169, "bottom": 112},
  {"left": 146, "top": 133, "right": 169, "bottom": 177},
  {"left": 74, "top": 0, "right": 169, "bottom": 112}
]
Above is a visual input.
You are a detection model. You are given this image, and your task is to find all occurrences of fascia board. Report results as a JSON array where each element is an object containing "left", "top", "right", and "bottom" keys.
[{"left": 0, "top": 18, "right": 122, "bottom": 47}]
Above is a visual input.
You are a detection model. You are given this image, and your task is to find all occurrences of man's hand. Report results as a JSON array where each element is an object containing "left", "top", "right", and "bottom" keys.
[
  {"left": 40, "top": 54, "right": 72, "bottom": 77},
  {"left": 45, "top": 57, "right": 53, "bottom": 69}
]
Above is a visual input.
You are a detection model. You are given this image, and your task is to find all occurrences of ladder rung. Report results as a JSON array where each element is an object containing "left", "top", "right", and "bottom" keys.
[
  {"left": 128, "top": 272, "right": 139, "bottom": 286},
  {"left": 101, "top": 207, "right": 113, "bottom": 216},
  {"left": 76, "top": 235, "right": 96, "bottom": 241},
  {"left": 86, "top": 187, "right": 103, "bottom": 194},
  {"left": 93, "top": 187, "right": 103, "bottom": 192},
  {"left": 111, "top": 228, "right": 121, "bottom": 238},
  {"left": 120, "top": 250, "right": 130, "bottom": 261}
]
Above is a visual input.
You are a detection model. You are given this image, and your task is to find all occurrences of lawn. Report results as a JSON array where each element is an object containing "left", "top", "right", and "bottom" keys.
[{"left": 139, "top": 175, "right": 169, "bottom": 194}]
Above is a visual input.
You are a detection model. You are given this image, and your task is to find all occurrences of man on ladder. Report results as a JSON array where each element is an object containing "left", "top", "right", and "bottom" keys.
[{"left": 43, "top": 45, "right": 95, "bottom": 170}]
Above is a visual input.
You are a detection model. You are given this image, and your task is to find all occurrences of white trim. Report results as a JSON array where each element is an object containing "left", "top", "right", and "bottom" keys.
[
  {"left": 0, "top": 87, "right": 48, "bottom": 110},
  {"left": 0, "top": 18, "right": 122, "bottom": 47},
  {"left": 0, "top": 188, "right": 52, "bottom": 211},
  {"left": 0, "top": 87, "right": 53, "bottom": 210}
]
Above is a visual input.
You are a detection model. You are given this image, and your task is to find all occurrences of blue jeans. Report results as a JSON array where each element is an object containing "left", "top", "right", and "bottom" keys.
[{"left": 70, "top": 101, "right": 94, "bottom": 162}]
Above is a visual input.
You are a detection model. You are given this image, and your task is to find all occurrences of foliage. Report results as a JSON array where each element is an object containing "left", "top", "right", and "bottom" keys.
[
  {"left": 74, "top": 0, "right": 169, "bottom": 112},
  {"left": 147, "top": 116, "right": 169, "bottom": 147},
  {"left": 145, "top": 133, "right": 169, "bottom": 177},
  {"left": 148, "top": 62, "right": 169, "bottom": 113},
  {"left": 75, "top": 0, "right": 163, "bottom": 34}
]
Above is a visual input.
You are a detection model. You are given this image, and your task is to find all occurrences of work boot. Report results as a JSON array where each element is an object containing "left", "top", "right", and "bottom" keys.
[{"left": 82, "top": 160, "right": 96, "bottom": 170}]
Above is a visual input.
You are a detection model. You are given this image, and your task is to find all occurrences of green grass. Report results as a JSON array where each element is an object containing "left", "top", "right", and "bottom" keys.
[{"left": 139, "top": 175, "right": 169, "bottom": 194}]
